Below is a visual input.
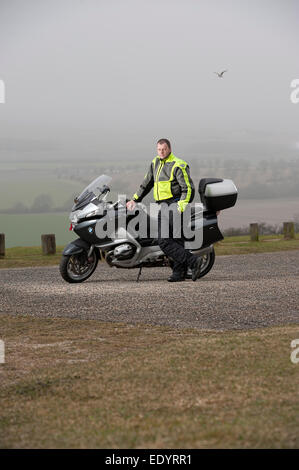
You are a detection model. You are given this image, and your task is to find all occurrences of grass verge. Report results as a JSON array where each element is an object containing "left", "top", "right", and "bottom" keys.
[
  {"left": 0, "top": 315, "right": 299, "bottom": 448},
  {"left": 0, "top": 234, "right": 299, "bottom": 269},
  {"left": 215, "top": 233, "right": 299, "bottom": 255}
]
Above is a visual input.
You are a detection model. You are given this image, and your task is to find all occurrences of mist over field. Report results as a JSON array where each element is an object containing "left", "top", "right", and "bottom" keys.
[{"left": 0, "top": 0, "right": 298, "bottom": 246}]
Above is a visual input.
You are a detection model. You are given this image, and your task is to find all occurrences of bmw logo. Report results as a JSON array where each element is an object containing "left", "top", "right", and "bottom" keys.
[{"left": 88, "top": 227, "right": 93, "bottom": 233}]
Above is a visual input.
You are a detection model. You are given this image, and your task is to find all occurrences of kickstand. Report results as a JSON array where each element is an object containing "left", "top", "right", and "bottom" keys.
[{"left": 136, "top": 266, "right": 143, "bottom": 283}]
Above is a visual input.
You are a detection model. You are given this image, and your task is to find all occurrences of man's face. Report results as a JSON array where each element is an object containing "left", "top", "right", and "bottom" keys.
[{"left": 157, "top": 143, "right": 171, "bottom": 159}]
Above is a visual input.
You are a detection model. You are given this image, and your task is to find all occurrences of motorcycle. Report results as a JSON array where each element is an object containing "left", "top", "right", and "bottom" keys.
[{"left": 59, "top": 174, "right": 238, "bottom": 283}]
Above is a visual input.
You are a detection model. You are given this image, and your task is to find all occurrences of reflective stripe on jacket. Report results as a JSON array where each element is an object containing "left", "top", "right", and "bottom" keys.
[{"left": 132, "top": 153, "right": 195, "bottom": 212}]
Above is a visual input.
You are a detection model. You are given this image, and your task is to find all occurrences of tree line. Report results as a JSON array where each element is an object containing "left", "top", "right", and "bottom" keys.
[{"left": 0, "top": 193, "right": 77, "bottom": 214}]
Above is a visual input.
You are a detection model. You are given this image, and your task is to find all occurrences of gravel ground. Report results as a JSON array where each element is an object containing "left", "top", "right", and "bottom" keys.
[{"left": 0, "top": 250, "right": 299, "bottom": 331}]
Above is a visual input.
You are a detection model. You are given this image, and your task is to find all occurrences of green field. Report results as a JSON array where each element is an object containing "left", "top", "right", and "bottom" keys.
[
  {"left": 0, "top": 213, "right": 76, "bottom": 248},
  {"left": 0, "top": 170, "right": 82, "bottom": 210},
  {"left": 0, "top": 159, "right": 143, "bottom": 211}
]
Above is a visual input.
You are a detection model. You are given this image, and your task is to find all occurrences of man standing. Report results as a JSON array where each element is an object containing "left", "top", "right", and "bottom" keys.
[{"left": 126, "top": 139, "right": 202, "bottom": 282}]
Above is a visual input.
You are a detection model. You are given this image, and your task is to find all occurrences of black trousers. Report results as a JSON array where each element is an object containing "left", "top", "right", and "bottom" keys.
[{"left": 157, "top": 201, "right": 197, "bottom": 274}]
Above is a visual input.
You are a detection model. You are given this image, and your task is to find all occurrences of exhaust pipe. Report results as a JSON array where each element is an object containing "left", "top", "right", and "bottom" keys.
[{"left": 190, "top": 245, "right": 213, "bottom": 256}]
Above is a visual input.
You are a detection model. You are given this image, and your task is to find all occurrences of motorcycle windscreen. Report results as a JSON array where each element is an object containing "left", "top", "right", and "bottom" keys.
[{"left": 72, "top": 174, "right": 112, "bottom": 211}]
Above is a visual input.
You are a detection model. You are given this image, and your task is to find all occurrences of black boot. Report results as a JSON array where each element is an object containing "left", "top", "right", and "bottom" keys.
[
  {"left": 167, "top": 271, "right": 186, "bottom": 282},
  {"left": 191, "top": 257, "right": 203, "bottom": 281}
]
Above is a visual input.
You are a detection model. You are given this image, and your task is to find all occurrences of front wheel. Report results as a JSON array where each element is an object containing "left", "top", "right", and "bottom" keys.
[{"left": 59, "top": 250, "right": 98, "bottom": 283}]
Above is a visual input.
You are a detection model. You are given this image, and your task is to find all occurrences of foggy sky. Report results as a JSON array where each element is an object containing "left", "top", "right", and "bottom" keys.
[{"left": 0, "top": 0, "right": 299, "bottom": 161}]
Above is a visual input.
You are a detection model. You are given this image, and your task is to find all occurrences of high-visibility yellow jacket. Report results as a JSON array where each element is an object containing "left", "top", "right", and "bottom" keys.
[{"left": 132, "top": 153, "right": 195, "bottom": 212}]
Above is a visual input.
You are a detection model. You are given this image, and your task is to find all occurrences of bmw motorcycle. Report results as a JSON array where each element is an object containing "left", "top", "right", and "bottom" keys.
[{"left": 59, "top": 174, "right": 238, "bottom": 283}]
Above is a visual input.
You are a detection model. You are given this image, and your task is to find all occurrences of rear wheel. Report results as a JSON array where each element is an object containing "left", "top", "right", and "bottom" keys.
[
  {"left": 187, "top": 248, "right": 215, "bottom": 279},
  {"left": 169, "top": 247, "right": 215, "bottom": 279},
  {"left": 59, "top": 250, "right": 98, "bottom": 283}
]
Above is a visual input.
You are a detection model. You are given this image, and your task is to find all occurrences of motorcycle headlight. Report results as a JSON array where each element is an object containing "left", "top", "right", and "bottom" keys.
[
  {"left": 70, "top": 214, "right": 79, "bottom": 224},
  {"left": 87, "top": 210, "right": 97, "bottom": 217}
]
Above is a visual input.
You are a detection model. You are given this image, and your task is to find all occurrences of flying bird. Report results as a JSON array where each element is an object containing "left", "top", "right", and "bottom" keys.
[{"left": 214, "top": 70, "right": 228, "bottom": 78}]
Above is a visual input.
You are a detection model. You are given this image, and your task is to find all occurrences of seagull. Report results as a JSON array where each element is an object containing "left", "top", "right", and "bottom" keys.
[{"left": 214, "top": 70, "right": 228, "bottom": 78}]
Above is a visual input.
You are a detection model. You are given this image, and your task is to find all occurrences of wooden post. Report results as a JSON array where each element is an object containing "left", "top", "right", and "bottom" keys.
[
  {"left": 283, "top": 222, "right": 295, "bottom": 239},
  {"left": 41, "top": 234, "right": 56, "bottom": 255},
  {"left": 0, "top": 233, "right": 5, "bottom": 257},
  {"left": 250, "top": 223, "right": 259, "bottom": 242}
]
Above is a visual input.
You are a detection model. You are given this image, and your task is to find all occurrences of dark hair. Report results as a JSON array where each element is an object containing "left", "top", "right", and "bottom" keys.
[{"left": 157, "top": 138, "right": 171, "bottom": 149}]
